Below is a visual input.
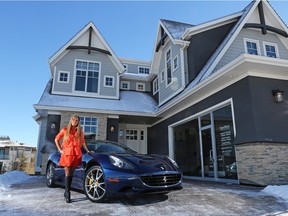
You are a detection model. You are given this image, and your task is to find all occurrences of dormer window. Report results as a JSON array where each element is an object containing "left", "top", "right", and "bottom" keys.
[
  {"left": 244, "top": 38, "right": 260, "bottom": 55},
  {"left": 138, "top": 66, "right": 150, "bottom": 74},
  {"left": 263, "top": 42, "right": 279, "bottom": 58}
]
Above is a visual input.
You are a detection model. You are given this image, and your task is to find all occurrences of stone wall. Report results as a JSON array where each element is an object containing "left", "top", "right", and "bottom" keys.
[
  {"left": 235, "top": 142, "right": 288, "bottom": 186},
  {"left": 41, "top": 111, "right": 109, "bottom": 174}
]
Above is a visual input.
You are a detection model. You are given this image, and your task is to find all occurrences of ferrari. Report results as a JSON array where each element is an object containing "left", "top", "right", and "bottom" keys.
[{"left": 46, "top": 140, "right": 183, "bottom": 202}]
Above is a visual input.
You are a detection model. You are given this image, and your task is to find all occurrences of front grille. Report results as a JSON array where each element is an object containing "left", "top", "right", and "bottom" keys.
[{"left": 141, "top": 174, "right": 181, "bottom": 186}]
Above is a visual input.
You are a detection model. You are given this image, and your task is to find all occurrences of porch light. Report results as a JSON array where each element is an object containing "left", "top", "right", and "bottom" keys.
[{"left": 272, "top": 89, "right": 284, "bottom": 103}]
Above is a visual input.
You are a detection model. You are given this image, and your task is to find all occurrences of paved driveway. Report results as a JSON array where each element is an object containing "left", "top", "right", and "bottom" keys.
[{"left": 0, "top": 176, "right": 287, "bottom": 216}]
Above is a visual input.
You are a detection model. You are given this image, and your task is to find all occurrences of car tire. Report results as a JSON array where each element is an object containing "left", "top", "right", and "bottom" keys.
[
  {"left": 84, "top": 165, "right": 107, "bottom": 203},
  {"left": 46, "top": 162, "right": 56, "bottom": 188}
]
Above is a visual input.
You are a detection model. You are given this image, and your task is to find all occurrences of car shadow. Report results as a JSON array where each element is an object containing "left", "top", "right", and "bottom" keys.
[{"left": 107, "top": 194, "right": 169, "bottom": 206}]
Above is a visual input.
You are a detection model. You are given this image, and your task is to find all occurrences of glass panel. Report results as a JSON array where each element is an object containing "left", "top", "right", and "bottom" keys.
[
  {"left": 174, "top": 119, "right": 201, "bottom": 176},
  {"left": 213, "top": 105, "right": 237, "bottom": 179},
  {"left": 201, "top": 128, "right": 214, "bottom": 177},
  {"left": 200, "top": 114, "right": 211, "bottom": 127},
  {"left": 75, "top": 70, "right": 86, "bottom": 91},
  {"left": 87, "top": 71, "right": 98, "bottom": 93}
]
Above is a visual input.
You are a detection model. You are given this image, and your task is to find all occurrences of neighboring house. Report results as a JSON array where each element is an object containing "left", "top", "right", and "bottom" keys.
[
  {"left": 34, "top": 0, "right": 288, "bottom": 186},
  {"left": 0, "top": 136, "right": 36, "bottom": 174}
]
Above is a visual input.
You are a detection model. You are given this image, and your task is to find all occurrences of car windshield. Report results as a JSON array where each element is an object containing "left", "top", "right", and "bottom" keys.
[{"left": 87, "top": 141, "right": 137, "bottom": 154}]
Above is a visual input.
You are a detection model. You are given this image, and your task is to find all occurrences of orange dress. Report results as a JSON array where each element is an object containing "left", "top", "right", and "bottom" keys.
[{"left": 55, "top": 127, "right": 85, "bottom": 167}]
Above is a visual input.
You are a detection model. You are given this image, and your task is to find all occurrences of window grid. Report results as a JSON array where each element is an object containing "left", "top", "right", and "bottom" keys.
[
  {"left": 80, "top": 117, "right": 98, "bottom": 135},
  {"left": 126, "top": 130, "right": 138, "bottom": 140},
  {"left": 75, "top": 60, "right": 100, "bottom": 93},
  {"left": 138, "top": 67, "right": 150, "bottom": 74}
]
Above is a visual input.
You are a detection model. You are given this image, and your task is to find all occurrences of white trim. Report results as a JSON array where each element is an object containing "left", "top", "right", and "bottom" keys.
[
  {"left": 120, "top": 81, "right": 130, "bottom": 90},
  {"left": 57, "top": 71, "right": 70, "bottom": 83},
  {"left": 165, "top": 47, "right": 173, "bottom": 87},
  {"left": 104, "top": 75, "right": 115, "bottom": 88},
  {"left": 72, "top": 59, "right": 101, "bottom": 95},
  {"left": 160, "top": 70, "right": 165, "bottom": 83},
  {"left": 138, "top": 66, "right": 150, "bottom": 74},
  {"left": 33, "top": 104, "right": 156, "bottom": 117},
  {"left": 153, "top": 77, "right": 159, "bottom": 95},
  {"left": 51, "top": 90, "right": 119, "bottom": 99},
  {"left": 168, "top": 98, "right": 236, "bottom": 159},
  {"left": 243, "top": 38, "right": 261, "bottom": 55},
  {"left": 173, "top": 55, "right": 179, "bottom": 71},
  {"left": 263, "top": 41, "right": 279, "bottom": 58},
  {"left": 136, "top": 82, "right": 145, "bottom": 92}
]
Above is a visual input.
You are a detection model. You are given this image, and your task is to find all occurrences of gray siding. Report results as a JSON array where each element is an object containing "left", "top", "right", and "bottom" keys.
[
  {"left": 53, "top": 50, "right": 118, "bottom": 97},
  {"left": 158, "top": 40, "right": 183, "bottom": 104},
  {"left": 120, "top": 78, "right": 151, "bottom": 92},
  {"left": 214, "top": 29, "right": 288, "bottom": 72},
  {"left": 123, "top": 62, "right": 150, "bottom": 74}
]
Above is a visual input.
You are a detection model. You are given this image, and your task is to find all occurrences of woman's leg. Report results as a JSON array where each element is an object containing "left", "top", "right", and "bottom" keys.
[{"left": 64, "top": 166, "right": 76, "bottom": 203}]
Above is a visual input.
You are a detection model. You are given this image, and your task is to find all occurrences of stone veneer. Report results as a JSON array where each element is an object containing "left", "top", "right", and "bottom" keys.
[
  {"left": 235, "top": 142, "right": 288, "bottom": 186},
  {"left": 41, "top": 111, "right": 110, "bottom": 174}
]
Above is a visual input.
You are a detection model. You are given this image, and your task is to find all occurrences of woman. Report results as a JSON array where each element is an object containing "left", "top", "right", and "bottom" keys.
[{"left": 55, "top": 114, "right": 91, "bottom": 203}]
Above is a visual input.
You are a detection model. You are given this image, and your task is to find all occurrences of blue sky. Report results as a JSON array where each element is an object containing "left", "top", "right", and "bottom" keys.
[{"left": 0, "top": 0, "right": 287, "bottom": 146}]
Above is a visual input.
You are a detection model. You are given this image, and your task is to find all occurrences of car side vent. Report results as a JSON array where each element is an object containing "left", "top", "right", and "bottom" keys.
[{"left": 141, "top": 174, "right": 181, "bottom": 186}]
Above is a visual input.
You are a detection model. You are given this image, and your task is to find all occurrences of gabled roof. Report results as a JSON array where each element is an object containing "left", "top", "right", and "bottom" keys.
[
  {"left": 195, "top": 0, "right": 288, "bottom": 83},
  {"left": 48, "top": 21, "right": 125, "bottom": 75},
  {"left": 154, "top": 0, "right": 288, "bottom": 115},
  {"left": 160, "top": 19, "right": 194, "bottom": 40}
]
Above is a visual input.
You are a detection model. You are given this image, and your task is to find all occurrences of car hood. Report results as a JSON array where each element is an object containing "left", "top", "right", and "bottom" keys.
[{"left": 112, "top": 153, "right": 178, "bottom": 172}]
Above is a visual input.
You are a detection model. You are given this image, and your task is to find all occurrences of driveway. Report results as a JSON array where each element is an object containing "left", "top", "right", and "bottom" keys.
[{"left": 0, "top": 176, "right": 287, "bottom": 216}]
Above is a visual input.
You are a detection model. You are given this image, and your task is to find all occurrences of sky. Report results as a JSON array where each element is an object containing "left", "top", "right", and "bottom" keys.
[{"left": 0, "top": 0, "right": 288, "bottom": 147}]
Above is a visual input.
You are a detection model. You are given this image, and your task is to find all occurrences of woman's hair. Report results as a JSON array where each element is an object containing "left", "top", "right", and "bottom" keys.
[{"left": 63, "top": 114, "right": 82, "bottom": 143}]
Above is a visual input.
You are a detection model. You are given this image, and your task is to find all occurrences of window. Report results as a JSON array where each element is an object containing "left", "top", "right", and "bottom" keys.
[
  {"left": 138, "top": 66, "right": 150, "bottom": 74},
  {"left": 166, "top": 48, "right": 172, "bottom": 85},
  {"left": 121, "top": 81, "right": 130, "bottom": 90},
  {"left": 75, "top": 60, "right": 100, "bottom": 93},
  {"left": 173, "top": 55, "right": 179, "bottom": 71},
  {"left": 153, "top": 77, "right": 159, "bottom": 95},
  {"left": 126, "top": 130, "right": 138, "bottom": 140},
  {"left": 263, "top": 42, "right": 279, "bottom": 58},
  {"left": 244, "top": 38, "right": 260, "bottom": 55},
  {"left": 80, "top": 117, "right": 98, "bottom": 135},
  {"left": 104, "top": 76, "right": 114, "bottom": 88},
  {"left": 58, "top": 71, "right": 69, "bottom": 83},
  {"left": 136, "top": 83, "right": 145, "bottom": 91},
  {"left": 140, "top": 130, "right": 144, "bottom": 141}
]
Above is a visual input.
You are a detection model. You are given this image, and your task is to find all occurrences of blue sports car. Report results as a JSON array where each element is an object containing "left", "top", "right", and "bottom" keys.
[{"left": 46, "top": 140, "right": 183, "bottom": 202}]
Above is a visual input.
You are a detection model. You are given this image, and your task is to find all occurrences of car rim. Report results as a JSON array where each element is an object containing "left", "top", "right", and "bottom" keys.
[
  {"left": 85, "top": 167, "right": 106, "bottom": 201},
  {"left": 47, "top": 164, "right": 54, "bottom": 185}
]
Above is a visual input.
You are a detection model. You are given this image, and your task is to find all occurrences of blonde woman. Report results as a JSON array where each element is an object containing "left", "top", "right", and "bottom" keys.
[{"left": 55, "top": 114, "right": 91, "bottom": 203}]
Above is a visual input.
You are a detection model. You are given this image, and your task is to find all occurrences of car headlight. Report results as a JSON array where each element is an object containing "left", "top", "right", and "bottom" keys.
[
  {"left": 167, "top": 156, "right": 179, "bottom": 168},
  {"left": 109, "top": 155, "right": 134, "bottom": 169}
]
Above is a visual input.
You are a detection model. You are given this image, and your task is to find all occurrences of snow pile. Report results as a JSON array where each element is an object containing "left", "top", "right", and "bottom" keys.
[
  {"left": 262, "top": 185, "right": 288, "bottom": 202},
  {"left": 0, "top": 170, "right": 34, "bottom": 191}
]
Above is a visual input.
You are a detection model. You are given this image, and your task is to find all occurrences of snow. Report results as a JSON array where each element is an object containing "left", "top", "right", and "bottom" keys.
[{"left": 1, "top": 171, "right": 288, "bottom": 203}]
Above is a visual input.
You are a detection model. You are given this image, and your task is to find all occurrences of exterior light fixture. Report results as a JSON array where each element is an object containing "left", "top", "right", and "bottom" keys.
[
  {"left": 51, "top": 122, "right": 56, "bottom": 129},
  {"left": 272, "top": 89, "right": 284, "bottom": 103},
  {"left": 110, "top": 125, "right": 115, "bottom": 133}
]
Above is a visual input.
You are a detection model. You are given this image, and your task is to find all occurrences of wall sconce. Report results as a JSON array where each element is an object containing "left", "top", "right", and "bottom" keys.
[
  {"left": 110, "top": 125, "right": 115, "bottom": 133},
  {"left": 272, "top": 89, "right": 284, "bottom": 103}
]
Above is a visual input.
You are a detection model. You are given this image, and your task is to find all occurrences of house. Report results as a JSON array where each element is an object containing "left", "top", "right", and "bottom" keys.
[
  {"left": 33, "top": 0, "right": 288, "bottom": 186},
  {"left": 0, "top": 136, "right": 36, "bottom": 174}
]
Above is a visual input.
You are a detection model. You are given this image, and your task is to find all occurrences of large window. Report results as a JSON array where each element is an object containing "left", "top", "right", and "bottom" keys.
[
  {"left": 75, "top": 60, "right": 100, "bottom": 93},
  {"left": 165, "top": 48, "right": 172, "bottom": 85},
  {"left": 80, "top": 117, "right": 98, "bottom": 135}
]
